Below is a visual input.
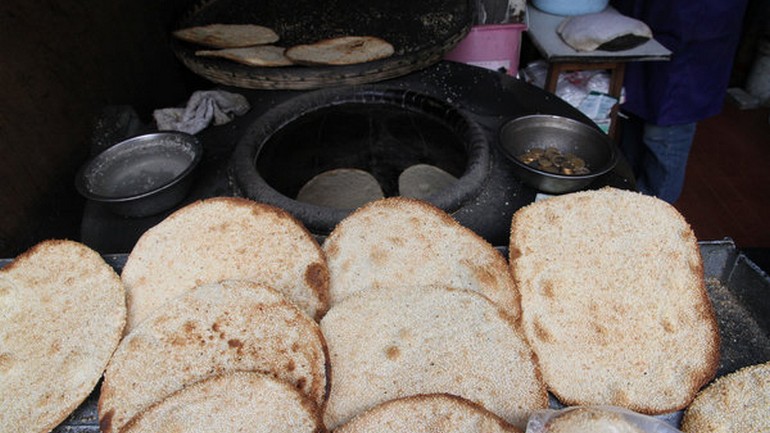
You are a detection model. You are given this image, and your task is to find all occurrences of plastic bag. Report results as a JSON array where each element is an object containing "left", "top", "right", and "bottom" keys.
[{"left": 526, "top": 406, "right": 683, "bottom": 433}]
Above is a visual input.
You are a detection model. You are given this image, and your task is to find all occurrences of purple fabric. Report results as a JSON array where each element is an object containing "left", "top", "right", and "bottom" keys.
[{"left": 612, "top": 0, "right": 749, "bottom": 125}]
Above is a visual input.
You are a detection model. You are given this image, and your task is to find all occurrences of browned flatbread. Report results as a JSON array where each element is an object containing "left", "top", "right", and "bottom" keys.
[
  {"left": 173, "top": 24, "right": 279, "bottom": 48},
  {"left": 0, "top": 240, "right": 126, "bottom": 433},
  {"left": 196, "top": 45, "right": 294, "bottom": 67},
  {"left": 322, "top": 197, "right": 519, "bottom": 317},
  {"left": 120, "top": 197, "right": 329, "bottom": 332},
  {"left": 509, "top": 187, "right": 719, "bottom": 414},
  {"left": 98, "top": 280, "right": 328, "bottom": 433},
  {"left": 286, "top": 36, "right": 394, "bottom": 66},
  {"left": 334, "top": 394, "right": 522, "bottom": 433},
  {"left": 121, "top": 372, "right": 325, "bottom": 433},
  {"left": 320, "top": 284, "right": 547, "bottom": 430},
  {"left": 680, "top": 361, "right": 770, "bottom": 433}
]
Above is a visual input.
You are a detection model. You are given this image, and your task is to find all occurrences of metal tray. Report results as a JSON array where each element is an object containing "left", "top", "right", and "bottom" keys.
[
  {"left": 1, "top": 240, "right": 767, "bottom": 431},
  {"left": 171, "top": 0, "right": 474, "bottom": 89}
]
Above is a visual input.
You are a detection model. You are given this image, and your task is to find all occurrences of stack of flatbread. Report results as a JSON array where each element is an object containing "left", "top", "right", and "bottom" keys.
[
  {"left": 174, "top": 23, "right": 394, "bottom": 67},
  {"left": 97, "top": 197, "right": 333, "bottom": 432}
]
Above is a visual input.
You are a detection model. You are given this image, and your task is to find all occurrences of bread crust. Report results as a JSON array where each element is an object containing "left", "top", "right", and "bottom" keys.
[
  {"left": 508, "top": 188, "right": 719, "bottom": 414},
  {"left": 0, "top": 240, "right": 126, "bottom": 433},
  {"left": 121, "top": 197, "right": 329, "bottom": 332}
]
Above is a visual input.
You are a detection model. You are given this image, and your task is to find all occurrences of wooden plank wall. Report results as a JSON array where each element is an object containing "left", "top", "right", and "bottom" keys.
[{"left": 0, "top": 0, "right": 199, "bottom": 256}]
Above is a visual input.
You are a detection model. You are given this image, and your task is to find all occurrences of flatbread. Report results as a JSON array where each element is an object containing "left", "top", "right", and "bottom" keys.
[
  {"left": 398, "top": 164, "right": 458, "bottom": 200},
  {"left": 173, "top": 24, "right": 279, "bottom": 48},
  {"left": 320, "top": 284, "right": 547, "bottom": 430},
  {"left": 0, "top": 240, "right": 125, "bottom": 433},
  {"left": 509, "top": 187, "right": 719, "bottom": 414},
  {"left": 532, "top": 407, "right": 656, "bottom": 433},
  {"left": 296, "top": 168, "right": 384, "bottom": 209},
  {"left": 121, "top": 372, "right": 324, "bottom": 433},
  {"left": 196, "top": 45, "right": 294, "bottom": 67},
  {"left": 286, "top": 36, "right": 394, "bottom": 66},
  {"left": 334, "top": 394, "right": 522, "bottom": 433},
  {"left": 322, "top": 197, "right": 519, "bottom": 316},
  {"left": 120, "top": 197, "right": 329, "bottom": 331},
  {"left": 680, "top": 361, "right": 770, "bottom": 433},
  {"left": 98, "top": 280, "right": 328, "bottom": 433}
]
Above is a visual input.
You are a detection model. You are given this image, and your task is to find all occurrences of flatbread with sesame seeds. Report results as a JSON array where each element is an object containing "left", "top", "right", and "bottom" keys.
[
  {"left": 509, "top": 187, "right": 719, "bottom": 414},
  {"left": 320, "top": 284, "right": 547, "bottom": 430},
  {"left": 120, "top": 197, "right": 330, "bottom": 332},
  {"left": 120, "top": 372, "right": 325, "bottom": 433},
  {"left": 0, "top": 240, "right": 125, "bottom": 433},
  {"left": 322, "top": 197, "right": 519, "bottom": 317},
  {"left": 680, "top": 361, "right": 770, "bottom": 433},
  {"left": 333, "top": 394, "right": 522, "bottom": 433},
  {"left": 97, "top": 280, "right": 328, "bottom": 433}
]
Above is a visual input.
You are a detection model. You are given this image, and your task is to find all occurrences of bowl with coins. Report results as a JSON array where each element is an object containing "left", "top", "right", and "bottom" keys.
[{"left": 498, "top": 114, "right": 618, "bottom": 194}]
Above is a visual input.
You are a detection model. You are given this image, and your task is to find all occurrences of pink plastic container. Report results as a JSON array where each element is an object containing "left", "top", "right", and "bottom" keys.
[{"left": 444, "top": 23, "right": 527, "bottom": 76}]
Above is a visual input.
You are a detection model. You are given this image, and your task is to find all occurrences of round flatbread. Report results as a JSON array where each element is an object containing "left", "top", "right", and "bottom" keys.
[
  {"left": 334, "top": 394, "right": 522, "bottom": 433},
  {"left": 531, "top": 407, "right": 660, "bottom": 433},
  {"left": 322, "top": 197, "right": 519, "bottom": 316},
  {"left": 120, "top": 197, "right": 329, "bottom": 331},
  {"left": 320, "top": 284, "right": 546, "bottom": 430},
  {"left": 398, "top": 164, "right": 458, "bottom": 200},
  {"left": 0, "top": 240, "right": 125, "bottom": 433},
  {"left": 121, "top": 372, "right": 324, "bottom": 433},
  {"left": 680, "top": 361, "right": 770, "bottom": 433},
  {"left": 98, "top": 280, "right": 328, "bottom": 433},
  {"left": 173, "top": 24, "right": 279, "bottom": 48},
  {"left": 196, "top": 45, "right": 294, "bottom": 67},
  {"left": 296, "top": 168, "right": 384, "bottom": 209},
  {"left": 509, "top": 187, "right": 719, "bottom": 414},
  {"left": 286, "top": 36, "right": 394, "bottom": 66}
]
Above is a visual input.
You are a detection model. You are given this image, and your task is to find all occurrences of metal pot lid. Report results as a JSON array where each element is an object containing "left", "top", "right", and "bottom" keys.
[{"left": 172, "top": 0, "right": 474, "bottom": 90}]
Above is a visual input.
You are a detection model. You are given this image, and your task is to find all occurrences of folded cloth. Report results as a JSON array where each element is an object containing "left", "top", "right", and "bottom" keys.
[
  {"left": 557, "top": 11, "right": 652, "bottom": 52},
  {"left": 153, "top": 90, "right": 250, "bottom": 135}
]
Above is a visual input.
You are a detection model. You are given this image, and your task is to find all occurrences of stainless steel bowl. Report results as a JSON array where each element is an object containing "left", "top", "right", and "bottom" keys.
[
  {"left": 75, "top": 132, "right": 202, "bottom": 217},
  {"left": 498, "top": 115, "right": 618, "bottom": 194}
]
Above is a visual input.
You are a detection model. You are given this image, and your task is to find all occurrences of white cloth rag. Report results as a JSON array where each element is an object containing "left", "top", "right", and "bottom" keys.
[
  {"left": 557, "top": 11, "right": 652, "bottom": 52},
  {"left": 153, "top": 90, "right": 250, "bottom": 135}
]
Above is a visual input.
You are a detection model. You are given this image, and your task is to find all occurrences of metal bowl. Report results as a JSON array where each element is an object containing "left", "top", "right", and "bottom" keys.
[
  {"left": 75, "top": 132, "right": 202, "bottom": 217},
  {"left": 498, "top": 115, "right": 618, "bottom": 194}
]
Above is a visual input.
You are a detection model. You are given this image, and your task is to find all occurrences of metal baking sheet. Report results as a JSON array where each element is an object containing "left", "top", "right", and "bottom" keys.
[{"left": 1, "top": 241, "right": 768, "bottom": 431}]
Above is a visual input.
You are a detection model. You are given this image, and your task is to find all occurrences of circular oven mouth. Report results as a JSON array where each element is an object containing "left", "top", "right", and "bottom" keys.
[{"left": 232, "top": 86, "right": 490, "bottom": 234}]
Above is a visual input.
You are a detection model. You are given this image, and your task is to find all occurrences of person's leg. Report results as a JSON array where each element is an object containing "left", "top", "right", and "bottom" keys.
[{"left": 635, "top": 122, "right": 697, "bottom": 203}]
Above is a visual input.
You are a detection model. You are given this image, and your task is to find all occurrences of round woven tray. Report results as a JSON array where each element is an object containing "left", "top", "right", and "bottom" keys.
[{"left": 172, "top": 0, "right": 473, "bottom": 90}]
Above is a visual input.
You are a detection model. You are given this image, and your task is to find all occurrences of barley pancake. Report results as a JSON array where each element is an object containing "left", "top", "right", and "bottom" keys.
[
  {"left": 0, "top": 240, "right": 125, "bottom": 433},
  {"left": 98, "top": 280, "right": 328, "bottom": 433},
  {"left": 320, "top": 284, "right": 546, "bottom": 430},
  {"left": 509, "top": 188, "right": 719, "bottom": 413},
  {"left": 121, "top": 197, "right": 329, "bottom": 331},
  {"left": 173, "top": 24, "right": 279, "bottom": 48},
  {"left": 121, "top": 372, "right": 325, "bottom": 433},
  {"left": 334, "top": 394, "right": 522, "bottom": 433},
  {"left": 680, "top": 361, "right": 770, "bottom": 433},
  {"left": 322, "top": 197, "right": 519, "bottom": 316}
]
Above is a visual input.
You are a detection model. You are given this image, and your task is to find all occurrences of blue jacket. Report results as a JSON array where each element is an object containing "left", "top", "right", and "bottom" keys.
[{"left": 612, "top": 0, "right": 749, "bottom": 125}]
